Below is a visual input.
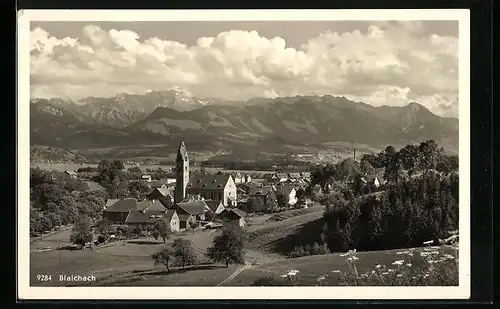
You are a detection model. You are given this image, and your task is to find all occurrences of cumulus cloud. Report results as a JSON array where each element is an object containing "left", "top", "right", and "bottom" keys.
[{"left": 29, "top": 22, "right": 459, "bottom": 117}]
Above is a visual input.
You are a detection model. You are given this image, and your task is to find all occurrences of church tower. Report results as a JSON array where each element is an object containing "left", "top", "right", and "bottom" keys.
[{"left": 174, "top": 139, "right": 189, "bottom": 203}]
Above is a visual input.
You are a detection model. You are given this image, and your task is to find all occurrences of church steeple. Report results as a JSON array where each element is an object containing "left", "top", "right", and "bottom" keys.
[{"left": 174, "top": 138, "right": 189, "bottom": 203}]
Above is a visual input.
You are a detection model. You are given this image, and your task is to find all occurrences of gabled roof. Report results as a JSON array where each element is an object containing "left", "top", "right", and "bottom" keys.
[
  {"left": 249, "top": 186, "right": 274, "bottom": 196},
  {"left": 164, "top": 209, "right": 177, "bottom": 222},
  {"left": 221, "top": 208, "right": 246, "bottom": 219},
  {"left": 176, "top": 200, "right": 208, "bottom": 216},
  {"left": 103, "top": 198, "right": 138, "bottom": 213},
  {"left": 187, "top": 174, "right": 231, "bottom": 190},
  {"left": 105, "top": 199, "right": 120, "bottom": 207},
  {"left": 125, "top": 210, "right": 164, "bottom": 225},
  {"left": 279, "top": 184, "right": 295, "bottom": 196},
  {"left": 148, "top": 187, "right": 173, "bottom": 198},
  {"left": 137, "top": 200, "right": 166, "bottom": 212},
  {"left": 104, "top": 198, "right": 166, "bottom": 213},
  {"left": 204, "top": 199, "right": 224, "bottom": 213},
  {"left": 177, "top": 139, "right": 188, "bottom": 161}
]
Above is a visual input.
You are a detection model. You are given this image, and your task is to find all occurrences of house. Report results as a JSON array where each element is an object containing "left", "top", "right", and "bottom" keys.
[
  {"left": 102, "top": 198, "right": 166, "bottom": 224},
  {"left": 65, "top": 170, "right": 78, "bottom": 179},
  {"left": 288, "top": 172, "right": 301, "bottom": 181},
  {"left": 278, "top": 184, "right": 298, "bottom": 206},
  {"left": 220, "top": 208, "right": 246, "bottom": 227},
  {"left": 243, "top": 174, "right": 252, "bottom": 183},
  {"left": 276, "top": 173, "right": 289, "bottom": 183},
  {"left": 186, "top": 174, "right": 237, "bottom": 207},
  {"left": 105, "top": 199, "right": 120, "bottom": 209},
  {"left": 147, "top": 187, "right": 175, "bottom": 206},
  {"left": 175, "top": 199, "right": 209, "bottom": 229},
  {"left": 248, "top": 186, "right": 275, "bottom": 204},
  {"left": 141, "top": 175, "right": 152, "bottom": 182},
  {"left": 166, "top": 178, "right": 176, "bottom": 184},
  {"left": 366, "top": 168, "right": 386, "bottom": 187},
  {"left": 232, "top": 172, "right": 244, "bottom": 184},
  {"left": 204, "top": 199, "right": 226, "bottom": 215},
  {"left": 125, "top": 208, "right": 180, "bottom": 232}
]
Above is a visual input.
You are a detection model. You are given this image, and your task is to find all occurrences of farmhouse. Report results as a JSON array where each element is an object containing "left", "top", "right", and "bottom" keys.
[
  {"left": 146, "top": 186, "right": 174, "bottom": 206},
  {"left": 175, "top": 199, "right": 210, "bottom": 229},
  {"left": 249, "top": 185, "right": 275, "bottom": 204},
  {"left": 125, "top": 208, "right": 180, "bottom": 232},
  {"left": 65, "top": 170, "right": 78, "bottom": 179},
  {"left": 204, "top": 199, "right": 226, "bottom": 215},
  {"left": 141, "top": 175, "right": 152, "bottom": 182},
  {"left": 102, "top": 198, "right": 166, "bottom": 224},
  {"left": 365, "top": 168, "right": 386, "bottom": 187},
  {"left": 220, "top": 208, "right": 246, "bottom": 227},
  {"left": 278, "top": 184, "right": 298, "bottom": 206},
  {"left": 186, "top": 174, "right": 237, "bottom": 207}
]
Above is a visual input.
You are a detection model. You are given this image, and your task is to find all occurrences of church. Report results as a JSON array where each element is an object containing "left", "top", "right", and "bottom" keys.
[{"left": 174, "top": 139, "right": 237, "bottom": 207}]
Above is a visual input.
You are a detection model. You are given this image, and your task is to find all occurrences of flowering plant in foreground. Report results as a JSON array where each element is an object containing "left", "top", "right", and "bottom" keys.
[{"left": 253, "top": 241, "right": 459, "bottom": 286}]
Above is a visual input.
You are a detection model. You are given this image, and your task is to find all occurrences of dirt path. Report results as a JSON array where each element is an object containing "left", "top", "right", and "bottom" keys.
[{"left": 216, "top": 263, "right": 252, "bottom": 286}]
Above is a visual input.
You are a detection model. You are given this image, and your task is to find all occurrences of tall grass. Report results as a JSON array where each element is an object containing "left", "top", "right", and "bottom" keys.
[{"left": 253, "top": 243, "right": 459, "bottom": 286}]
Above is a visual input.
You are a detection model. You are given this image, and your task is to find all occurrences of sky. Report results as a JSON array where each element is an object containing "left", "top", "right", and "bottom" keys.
[{"left": 30, "top": 20, "right": 459, "bottom": 117}]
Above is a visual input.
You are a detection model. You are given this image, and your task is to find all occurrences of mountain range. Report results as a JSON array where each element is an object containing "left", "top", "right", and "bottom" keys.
[{"left": 30, "top": 90, "right": 459, "bottom": 160}]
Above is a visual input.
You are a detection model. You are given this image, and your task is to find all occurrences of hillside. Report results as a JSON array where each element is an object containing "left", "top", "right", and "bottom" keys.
[
  {"left": 29, "top": 91, "right": 459, "bottom": 158},
  {"left": 30, "top": 145, "right": 87, "bottom": 163}
]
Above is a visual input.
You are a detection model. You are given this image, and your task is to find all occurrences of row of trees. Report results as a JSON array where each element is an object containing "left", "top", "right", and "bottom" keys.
[
  {"left": 152, "top": 224, "right": 245, "bottom": 271},
  {"left": 307, "top": 140, "right": 458, "bottom": 197},
  {"left": 30, "top": 168, "right": 108, "bottom": 236},
  {"left": 322, "top": 171, "right": 459, "bottom": 253}
]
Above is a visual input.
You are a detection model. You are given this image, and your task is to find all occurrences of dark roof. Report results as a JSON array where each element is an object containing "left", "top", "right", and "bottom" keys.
[
  {"left": 176, "top": 200, "right": 207, "bottom": 216},
  {"left": 137, "top": 200, "right": 166, "bottom": 212},
  {"left": 204, "top": 199, "right": 224, "bottom": 213},
  {"left": 177, "top": 139, "right": 188, "bottom": 161},
  {"left": 103, "top": 198, "right": 138, "bottom": 213},
  {"left": 221, "top": 208, "right": 246, "bottom": 219},
  {"left": 148, "top": 187, "right": 173, "bottom": 198},
  {"left": 105, "top": 199, "right": 120, "bottom": 207},
  {"left": 125, "top": 210, "right": 164, "bottom": 224},
  {"left": 279, "top": 184, "right": 295, "bottom": 196},
  {"left": 164, "top": 209, "right": 177, "bottom": 222},
  {"left": 249, "top": 186, "right": 274, "bottom": 196},
  {"left": 187, "top": 174, "right": 231, "bottom": 190},
  {"left": 103, "top": 198, "right": 166, "bottom": 213}
]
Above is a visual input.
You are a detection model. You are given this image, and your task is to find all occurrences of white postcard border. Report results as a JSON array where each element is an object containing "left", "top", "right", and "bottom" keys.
[{"left": 17, "top": 9, "right": 471, "bottom": 300}]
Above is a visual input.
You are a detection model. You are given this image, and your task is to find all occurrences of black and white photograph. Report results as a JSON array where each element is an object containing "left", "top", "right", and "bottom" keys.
[{"left": 17, "top": 9, "right": 470, "bottom": 300}]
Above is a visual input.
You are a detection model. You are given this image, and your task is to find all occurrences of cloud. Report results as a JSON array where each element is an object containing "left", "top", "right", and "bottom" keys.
[{"left": 29, "top": 22, "right": 459, "bottom": 117}]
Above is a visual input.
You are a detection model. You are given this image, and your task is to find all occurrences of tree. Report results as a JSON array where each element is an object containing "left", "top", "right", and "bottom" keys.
[
  {"left": 295, "top": 187, "right": 306, "bottom": 202},
  {"left": 264, "top": 191, "right": 279, "bottom": 213},
  {"left": 171, "top": 238, "right": 197, "bottom": 269},
  {"left": 206, "top": 225, "right": 245, "bottom": 267},
  {"left": 276, "top": 192, "right": 288, "bottom": 209},
  {"left": 153, "top": 218, "right": 172, "bottom": 243},
  {"left": 418, "top": 140, "right": 443, "bottom": 171},
  {"left": 398, "top": 144, "right": 420, "bottom": 177},
  {"left": 245, "top": 196, "right": 264, "bottom": 214},
  {"left": 128, "top": 180, "right": 151, "bottom": 199},
  {"left": 70, "top": 216, "right": 93, "bottom": 249},
  {"left": 359, "top": 160, "right": 375, "bottom": 176},
  {"left": 96, "top": 218, "right": 112, "bottom": 240},
  {"left": 152, "top": 247, "right": 173, "bottom": 272}
]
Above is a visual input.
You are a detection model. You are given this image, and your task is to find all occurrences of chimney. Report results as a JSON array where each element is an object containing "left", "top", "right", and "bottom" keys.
[{"left": 353, "top": 148, "right": 356, "bottom": 161}]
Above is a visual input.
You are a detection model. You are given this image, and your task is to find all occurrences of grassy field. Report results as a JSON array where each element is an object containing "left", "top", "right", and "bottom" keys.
[{"left": 226, "top": 245, "right": 459, "bottom": 286}]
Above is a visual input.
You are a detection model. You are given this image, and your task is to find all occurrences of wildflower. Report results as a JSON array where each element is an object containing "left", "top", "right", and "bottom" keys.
[
  {"left": 420, "top": 252, "right": 429, "bottom": 257},
  {"left": 396, "top": 274, "right": 403, "bottom": 278},
  {"left": 382, "top": 272, "right": 389, "bottom": 275},
  {"left": 406, "top": 263, "right": 412, "bottom": 267},
  {"left": 412, "top": 276, "right": 417, "bottom": 279},
  {"left": 371, "top": 270, "right": 376, "bottom": 274},
  {"left": 331, "top": 270, "right": 341, "bottom": 273},
  {"left": 375, "top": 264, "right": 382, "bottom": 269},
  {"left": 388, "top": 269, "right": 395, "bottom": 272},
  {"left": 340, "top": 253, "right": 349, "bottom": 257},
  {"left": 423, "top": 240, "right": 433, "bottom": 245},
  {"left": 392, "top": 260, "right": 405, "bottom": 266},
  {"left": 287, "top": 270, "right": 300, "bottom": 276}
]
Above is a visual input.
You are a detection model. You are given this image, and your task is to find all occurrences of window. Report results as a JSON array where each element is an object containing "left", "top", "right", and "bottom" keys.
[{"left": 185, "top": 166, "right": 187, "bottom": 171}]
